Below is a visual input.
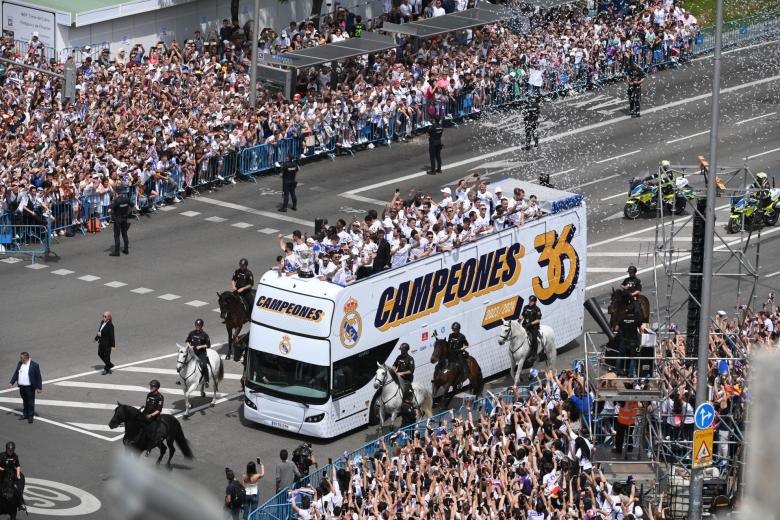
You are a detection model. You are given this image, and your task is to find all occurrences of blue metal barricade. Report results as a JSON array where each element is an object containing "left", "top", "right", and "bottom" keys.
[{"left": 0, "top": 222, "right": 51, "bottom": 262}]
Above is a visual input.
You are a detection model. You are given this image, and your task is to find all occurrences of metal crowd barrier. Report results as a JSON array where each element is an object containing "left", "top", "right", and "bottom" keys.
[
  {"left": 248, "top": 385, "right": 530, "bottom": 520},
  {"left": 0, "top": 222, "right": 50, "bottom": 261}
]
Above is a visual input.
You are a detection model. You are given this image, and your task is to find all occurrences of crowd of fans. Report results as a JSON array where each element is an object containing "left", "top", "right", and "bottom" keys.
[
  {"left": 273, "top": 175, "right": 545, "bottom": 285},
  {"left": 0, "top": 0, "right": 700, "bottom": 236}
]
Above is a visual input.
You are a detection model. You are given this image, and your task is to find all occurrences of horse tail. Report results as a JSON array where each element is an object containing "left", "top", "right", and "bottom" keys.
[
  {"left": 470, "top": 360, "right": 484, "bottom": 397},
  {"left": 217, "top": 357, "right": 225, "bottom": 382},
  {"left": 170, "top": 418, "right": 194, "bottom": 459}
]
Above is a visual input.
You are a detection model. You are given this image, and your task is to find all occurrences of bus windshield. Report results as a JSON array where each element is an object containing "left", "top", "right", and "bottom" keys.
[{"left": 246, "top": 349, "right": 329, "bottom": 405}]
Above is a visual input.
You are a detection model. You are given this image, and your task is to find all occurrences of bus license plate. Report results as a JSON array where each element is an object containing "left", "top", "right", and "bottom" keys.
[{"left": 270, "top": 420, "right": 290, "bottom": 430}]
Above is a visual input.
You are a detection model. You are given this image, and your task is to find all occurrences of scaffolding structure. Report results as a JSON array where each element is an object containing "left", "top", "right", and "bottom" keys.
[{"left": 585, "top": 158, "right": 766, "bottom": 518}]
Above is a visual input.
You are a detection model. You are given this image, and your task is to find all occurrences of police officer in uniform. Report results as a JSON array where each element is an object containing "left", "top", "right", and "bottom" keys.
[
  {"left": 522, "top": 95, "right": 540, "bottom": 151},
  {"left": 138, "top": 380, "right": 164, "bottom": 445},
  {"left": 0, "top": 441, "right": 24, "bottom": 508},
  {"left": 392, "top": 343, "right": 416, "bottom": 405},
  {"left": 279, "top": 154, "right": 298, "bottom": 212},
  {"left": 186, "top": 319, "right": 212, "bottom": 387},
  {"left": 621, "top": 266, "right": 642, "bottom": 298},
  {"left": 521, "top": 295, "right": 542, "bottom": 364},
  {"left": 626, "top": 62, "right": 646, "bottom": 117},
  {"left": 752, "top": 172, "right": 772, "bottom": 213},
  {"left": 447, "top": 322, "right": 469, "bottom": 386},
  {"left": 109, "top": 190, "right": 133, "bottom": 256},
  {"left": 427, "top": 117, "right": 444, "bottom": 175},
  {"left": 231, "top": 258, "right": 255, "bottom": 316}
]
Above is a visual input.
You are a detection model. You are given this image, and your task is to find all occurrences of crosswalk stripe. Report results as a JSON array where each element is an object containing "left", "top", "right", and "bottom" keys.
[
  {"left": 231, "top": 222, "right": 254, "bottom": 229},
  {"left": 158, "top": 293, "right": 180, "bottom": 301},
  {"left": 586, "top": 98, "right": 625, "bottom": 111},
  {"left": 105, "top": 281, "right": 127, "bottom": 288},
  {"left": 118, "top": 366, "right": 243, "bottom": 380},
  {"left": 204, "top": 216, "right": 227, "bottom": 223},
  {"left": 571, "top": 94, "right": 608, "bottom": 108},
  {"left": 588, "top": 252, "right": 649, "bottom": 257},
  {"left": 0, "top": 257, "right": 22, "bottom": 264},
  {"left": 51, "top": 269, "right": 75, "bottom": 275},
  {"left": 130, "top": 287, "right": 154, "bottom": 294},
  {"left": 67, "top": 422, "right": 124, "bottom": 432},
  {"left": 25, "top": 263, "right": 48, "bottom": 270},
  {"left": 54, "top": 381, "right": 228, "bottom": 397},
  {"left": 78, "top": 275, "right": 100, "bottom": 282},
  {"left": 258, "top": 227, "right": 280, "bottom": 234},
  {"left": 180, "top": 211, "right": 201, "bottom": 217},
  {"left": 186, "top": 300, "right": 209, "bottom": 307},
  {"left": 0, "top": 397, "right": 177, "bottom": 413},
  {"left": 587, "top": 267, "right": 632, "bottom": 273},
  {"left": 159, "top": 205, "right": 179, "bottom": 212}
]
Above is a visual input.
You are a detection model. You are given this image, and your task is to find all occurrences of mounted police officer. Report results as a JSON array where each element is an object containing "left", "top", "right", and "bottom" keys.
[
  {"left": 615, "top": 303, "right": 641, "bottom": 377},
  {"left": 447, "top": 322, "right": 469, "bottom": 387},
  {"left": 109, "top": 189, "right": 133, "bottom": 256},
  {"left": 137, "top": 380, "right": 164, "bottom": 446},
  {"left": 231, "top": 258, "right": 255, "bottom": 315},
  {"left": 0, "top": 441, "right": 25, "bottom": 508},
  {"left": 522, "top": 95, "right": 540, "bottom": 151},
  {"left": 393, "top": 343, "right": 416, "bottom": 406},
  {"left": 186, "top": 319, "right": 212, "bottom": 387},
  {"left": 621, "top": 266, "right": 642, "bottom": 298},
  {"left": 521, "top": 295, "right": 542, "bottom": 364}
]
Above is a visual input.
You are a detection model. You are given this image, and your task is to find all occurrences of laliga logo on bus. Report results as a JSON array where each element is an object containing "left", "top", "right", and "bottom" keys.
[
  {"left": 339, "top": 298, "right": 362, "bottom": 349},
  {"left": 279, "top": 335, "right": 292, "bottom": 355}
]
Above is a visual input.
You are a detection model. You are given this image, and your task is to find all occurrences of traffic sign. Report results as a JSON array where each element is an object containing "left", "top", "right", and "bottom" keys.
[
  {"left": 695, "top": 402, "right": 716, "bottom": 430},
  {"left": 693, "top": 428, "right": 714, "bottom": 469}
]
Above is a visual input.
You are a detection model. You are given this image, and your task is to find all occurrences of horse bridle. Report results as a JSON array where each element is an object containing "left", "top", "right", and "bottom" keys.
[
  {"left": 374, "top": 367, "right": 402, "bottom": 407},
  {"left": 500, "top": 321, "right": 526, "bottom": 355},
  {"left": 177, "top": 347, "right": 199, "bottom": 381}
]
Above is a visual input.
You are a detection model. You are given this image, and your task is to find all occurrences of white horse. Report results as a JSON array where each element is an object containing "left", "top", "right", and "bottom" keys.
[
  {"left": 497, "top": 319, "right": 557, "bottom": 386},
  {"left": 176, "top": 343, "right": 224, "bottom": 416},
  {"left": 373, "top": 363, "right": 433, "bottom": 430}
]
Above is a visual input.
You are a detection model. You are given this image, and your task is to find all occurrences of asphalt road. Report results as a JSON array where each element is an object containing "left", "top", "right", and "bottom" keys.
[{"left": 1, "top": 39, "right": 779, "bottom": 518}]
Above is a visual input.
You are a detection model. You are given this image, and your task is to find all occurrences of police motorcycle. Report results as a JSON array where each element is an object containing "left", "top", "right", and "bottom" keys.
[
  {"left": 727, "top": 188, "right": 780, "bottom": 233},
  {"left": 623, "top": 176, "right": 696, "bottom": 220}
]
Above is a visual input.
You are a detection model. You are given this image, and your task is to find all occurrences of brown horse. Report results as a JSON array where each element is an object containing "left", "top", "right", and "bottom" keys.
[
  {"left": 217, "top": 291, "right": 251, "bottom": 362},
  {"left": 430, "top": 338, "right": 484, "bottom": 407},
  {"left": 608, "top": 287, "right": 650, "bottom": 329}
]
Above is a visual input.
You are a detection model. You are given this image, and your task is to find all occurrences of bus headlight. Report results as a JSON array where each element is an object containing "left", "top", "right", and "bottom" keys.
[
  {"left": 244, "top": 396, "right": 257, "bottom": 410},
  {"left": 304, "top": 413, "right": 325, "bottom": 423}
]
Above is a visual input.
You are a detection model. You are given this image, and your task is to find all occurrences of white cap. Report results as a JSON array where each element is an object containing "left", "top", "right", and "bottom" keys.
[
  {"left": 383, "top": 218, "right": 393, "bottom": 228},
  {"left": 440, "top": 187, "right": 451, "bottom": 194},
  {"left": 494, "top": 186, "right": 503, "bottom": 193},
  {"left": 717, "top": 310, "right": 727, "bottom": 317},
  {"left": 32, "top": 32, "right": 39, "bottom": 38}
]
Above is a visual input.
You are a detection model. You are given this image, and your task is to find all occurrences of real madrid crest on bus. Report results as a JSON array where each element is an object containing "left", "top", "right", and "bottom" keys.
[
  {"left": 339, "top": 298, "right": 362, "bottom": 348},
  {"left": 279, "top": 335, "right": 292, "bottom": 355}
]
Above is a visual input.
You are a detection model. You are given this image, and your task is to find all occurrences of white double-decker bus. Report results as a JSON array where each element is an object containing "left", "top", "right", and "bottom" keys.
[{"left": 243, "top": 181, "right": 587, "bottom": 438}]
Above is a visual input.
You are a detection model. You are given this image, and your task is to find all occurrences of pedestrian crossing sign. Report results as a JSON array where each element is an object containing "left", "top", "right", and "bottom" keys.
[{"left": 693, "top": 428, "right": 714, "bottom": 469}]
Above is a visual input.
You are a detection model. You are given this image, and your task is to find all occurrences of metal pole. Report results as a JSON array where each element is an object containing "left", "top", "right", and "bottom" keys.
[
  {"left": 248, "top": 0, "right": 260, "bottom": 108},
  {"left": 688, "top": 0, "right": 724, "bottom": 517}
]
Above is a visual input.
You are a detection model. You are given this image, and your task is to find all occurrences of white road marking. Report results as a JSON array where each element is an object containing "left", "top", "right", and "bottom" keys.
[
  {"left": 185, "top": 300, "right": 209, "bottom": 307},
  {"left": 105, "top": 281, "right": 127, "bottom": 288},
  {"left": 588, "top": 203, "right": 731, "bottom": 249},
  {"left": 193, "top": 196, "right": 312, "bottom": 226},
  {"left": 587, "top": 267, "right": 633, "bottom": 273},
  {"left": 157, "top": 293, "right": 180, "bottom": 301},
  {"left": 571, "top": 94, "right": 609, "bottom": 108},
  {"left": 118, "top": 366, "right": 243, "bottom": 380},
  {"left": 602, "top": 211, "right": 625, "bottom": 222},
  {"left": 573, "top": 174, "right": 620, "bottom": 189},
  {"left": 595, "top": 150, "right": 642, "bottom": 164},
  {"left": 258, "top": 227, "right": 279, "bottom": 234},
  {"left": 613, "top": 236, "right": 690, "bottom": 242},
  {"left": 735, "top": 112, "right": 776, "bottom": 125},
  {"left": 550, "top": 168, "right": 576, "bottom": 177},
  {"left": 765, "top": 270, "right": 780, "bottom": 278},
  {"left": 666, "top": 130, "right": 710, "bottom": 144},
  {"left": 212, "top": 308, "right": 221, "bottom": 313},
  {"left": 0, "top": 257, "right": 22, "bottom": 264},
  {"left": 54, "top": 381, "right": 227, "bottom": 397},
  {"left": 231, "top": 222, "right": 254, "bottom": 229},
  {"left": 601, "top": 191, "right": 628, "bottom": 201},
  {"left": 746, "top": 146, "right": 780, "bottom": 159},
  {"left": 588, "top": 252, "right": 646, "bottom": 257},
  {"left": 204, "top": 216, "right": 228, "bottom": 223},
  {"left": 78, "top": 275, "right": 100, "bottom": 282},
  {"left": 51, "top": 269, "right": 74, "bottom": 275},
  {"left": 25, "top": 263, "right": 48, "bottom": 269},
  {"left": 0, "top": 397, "right": 177, "bottom": 413},
  {"left": 346, "top": 73, "right": 780, "bottom": 197},
  {"left": 159, "top": 205, "right": 178, "bottom": 212},
  {"left": 341, "top": 193, "right": 390, "bottom": 205},
  {"left": 179, "top": 211, "right": 201, "bottom": 217},
  {"left": 586, "top": 225, "right": 780, "bottom": 291},
  {"left": 130, "top": 287, "right": 154, "bottom": 294},
  {"left": 587, "top": 98, "right": 625, "bottom": 111},
  {"left": 0, "top": 404, "right": 117, "bottom": 441},
  {"left": 67, "top": 422, "right": 124, "bottom": 433}
]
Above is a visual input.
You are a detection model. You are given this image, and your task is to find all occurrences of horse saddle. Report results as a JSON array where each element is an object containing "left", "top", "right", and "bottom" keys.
[{"left": 144, "top": 419, "right": 168, "bottom": 446}]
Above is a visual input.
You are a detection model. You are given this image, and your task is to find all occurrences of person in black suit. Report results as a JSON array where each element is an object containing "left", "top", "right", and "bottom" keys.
[
  {"left": 96, "top": 311, "right": 116, "bottom": 375},
  {"left": 373, "top": 231, "right": 392, "bottom": 273},
  {"left": 7, "top": 352, "right": 43, "bottom": 423}
]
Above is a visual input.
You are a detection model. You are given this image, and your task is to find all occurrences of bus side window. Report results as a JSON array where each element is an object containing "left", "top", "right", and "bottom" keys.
[{"left": 332, "top": 340, "right": 397, "bottom": 399}]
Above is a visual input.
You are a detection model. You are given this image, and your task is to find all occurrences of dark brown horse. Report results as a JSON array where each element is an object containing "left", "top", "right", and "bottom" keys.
[
  {"left": 430, "top": 338, "right": 484, "bottom": 407},
  {"left": 217, "top": 291, "right": 250, "bottom": 362},
  {"left": 608, "top": 287, "right": 650, "bottom": 329}
]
